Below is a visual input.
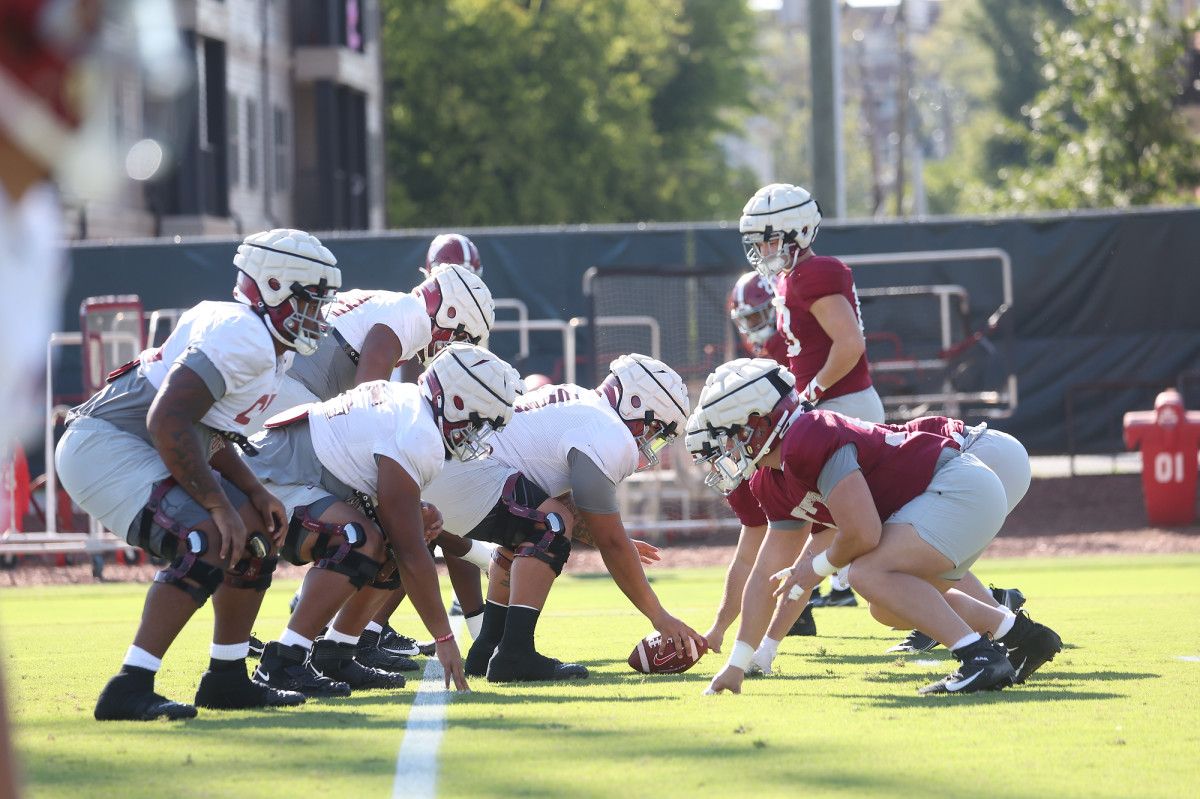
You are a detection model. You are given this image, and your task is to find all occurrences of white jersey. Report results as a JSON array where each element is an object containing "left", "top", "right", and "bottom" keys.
[
  {"left": 422, "top": 457, "right": 516, "bottom": 535},
  {"left": 283, "top": 289, "right": 431, "bottom": 402},
  {"left": 491, "top": 384, "right": 638, "bottom": 497},
  {"left": 139, "top": 301, "right": 292, "bottom": 434},
  {"left": 306, "top": 380, "right": 445, "bottom": 499},
  {"left": 327, "top": 289, "right": 431, "bottom": 360}
]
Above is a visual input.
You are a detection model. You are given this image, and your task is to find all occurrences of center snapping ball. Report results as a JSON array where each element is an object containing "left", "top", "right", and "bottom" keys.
[{"left": 628, "top": 632, "right": 708, "bottom": 674}]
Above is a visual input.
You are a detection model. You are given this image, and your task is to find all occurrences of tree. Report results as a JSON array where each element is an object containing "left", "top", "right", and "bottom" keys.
[
  {"left": 383, "top": 0, "right": 758, "bottom": 227},
  {"left": 971, "top": 0, "right": 1200, "bottom": 210}
]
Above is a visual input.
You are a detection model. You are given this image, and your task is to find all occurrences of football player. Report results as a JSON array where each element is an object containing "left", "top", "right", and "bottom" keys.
[
  {"left": 247, "top": 344, "right": 521, "bottom": 695},
  {"left": 421, "top": 232, "right": 482, "bottom": 278},
  {"left": 693, "top": 358, "right": 1062, "bottom": 696},
  {"left": 421, "top": 354, "right": 705, "bottom": 682},
  {"left": 55, "top": 229, "right": 342, "bottom": 720}
]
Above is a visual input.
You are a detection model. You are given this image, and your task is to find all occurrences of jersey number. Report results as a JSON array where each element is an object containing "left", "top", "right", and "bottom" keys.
[{"left": 235, "top": 394, "right": 276, "bottom": 425}]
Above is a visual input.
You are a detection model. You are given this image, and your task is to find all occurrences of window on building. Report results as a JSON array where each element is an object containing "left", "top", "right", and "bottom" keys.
[
  {"left": 228, "top": 94, "right": 240, "bottom": 187},
  {"left": 274, "top": 107, "right": 289, "bottom": 192},
  {"left": 247, "top": 98, "right": 259, "bottom": 190}
]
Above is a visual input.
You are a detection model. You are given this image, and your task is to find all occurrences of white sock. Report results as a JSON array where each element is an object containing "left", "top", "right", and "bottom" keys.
[
  {"left": 994, "top": 610, "right": 1017, "bottom": 640},
  {"left": 123, "top": 645, "right": 162, "bottom": 672},
  {"left": 209, "top": 641, "right": 249, "bottom": 661},
  {"left": 365, "top": 620, "right": 384, "bottom": 634},
  {"left": 464, "top": 610, "right": 484, "bottom": 639},
  {"left": 279, "top": 629, "right": 314, "bottom": 651},
  {"left": 759, "top": 636, "right": 781, "bottom": 659},
  {"left": 830, "top": 569, "right": 851, "bottom": 592},
  {"left": 324, "top": 627, "right": 360, "bottom": 646},
  {"left": 950, "top": 632, "right": 981, "bottom": 652}
]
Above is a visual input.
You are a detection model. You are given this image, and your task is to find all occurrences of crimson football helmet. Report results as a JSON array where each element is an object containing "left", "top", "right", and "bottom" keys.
[
  {"left": 739, "top": 183, "right": 822, "bottom": 279},
  {"left": 423, "top": 233, "right": 482, "bottom": 278},
  {"left": 232, "top": 229, "right": 342, "bottom": 356},
  {"left": 693, "top": 358, "right": 805, "bottom": 493},
  {"left": 414, "top": 264, "right": 495, "bottom": 365},
  {"left": 419, "top": 342, "right": 521, "bottom": 461},
  {"left": 729, "top": 271, "right": 777, "bottom": 354},
  {"left": 599, "top": 353, "right": 690, "bottom": 472}
]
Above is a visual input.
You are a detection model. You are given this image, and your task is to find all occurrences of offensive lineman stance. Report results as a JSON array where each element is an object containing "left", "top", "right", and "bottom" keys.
[
  {"left": 247, "top": 344, "right": 522, "bottom": 694},
  {"left": 55, "top": 229, "right": 341, "bottom": 720},
  {"left": 424, "top": 354, "right": 705, "bottom": 681}
]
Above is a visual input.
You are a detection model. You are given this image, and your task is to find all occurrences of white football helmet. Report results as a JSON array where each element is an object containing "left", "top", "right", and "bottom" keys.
[
  {"left": 232, "top": 229, "right": 342, "bottom": 356},
  {"left": 419, "top": 342, "right": 521, "bottom": 461},
  {"left": 694, "top": 358, "right": 804, "bottom": 493},
  {"left": 414, "top": 264, "right": 496, "bottom": 365},
  {"left": 599, "top": 353, "right": 690, "bottom": 472},
  {"left": 739, "top": 183, "right": 822, "bottom": 278}
]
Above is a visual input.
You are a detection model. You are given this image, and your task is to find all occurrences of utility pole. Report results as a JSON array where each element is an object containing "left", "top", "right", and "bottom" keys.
[{"left": 809, "top": 0, "right": 844, "bottom": 218}]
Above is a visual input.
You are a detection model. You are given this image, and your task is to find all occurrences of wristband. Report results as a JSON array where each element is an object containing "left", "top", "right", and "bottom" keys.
[
  {"left": 727, "top": 641, "right": 755, "bottom": 671},
  {"left": 811, "top": 550, "right": 839, "bottom": 578},
  {"left": 434, "top": 631, "right": 455, "bottom": 644}
]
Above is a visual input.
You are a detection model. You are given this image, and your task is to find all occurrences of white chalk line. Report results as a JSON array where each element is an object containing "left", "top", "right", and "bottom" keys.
[{"left": 392, "top": 618, "right": 465, "bottom": 799}]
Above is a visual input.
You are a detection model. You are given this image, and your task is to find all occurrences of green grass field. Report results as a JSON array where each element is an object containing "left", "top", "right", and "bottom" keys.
[{"left": 2, "top": 553, "right": 1199, "bottom": 799}]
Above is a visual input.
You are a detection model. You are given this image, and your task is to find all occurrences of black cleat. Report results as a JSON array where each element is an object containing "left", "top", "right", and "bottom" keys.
[
  {"left": 380, "top": 625, "right": 434, "bottom": 657},
  {"left": 786, "top": 604, "right": 817, "bottom": 637},
  {"left": 486, "top": 649, "right": 588, "bottom": 682},
  {"left": 194, "top": 663, "right": 305, "bottom": 709},
  {"left": 886, "top": 630, "right": 940, "bottom": 654},
  {"left": 991, "top": 585, "right": 1027, "bottom": 612},
  {"left": 918, "top": 636, "right": 1015, "bottom": 695},
  {"left": 464, "top": 639, "right": 499, "bottom": 677},
  {"left": 310, "top": 639, "right": 407, "bottom": 690},
  {"left": 817, "top": 587, "right": 858, "bottom": 607},
  {"left": 254, "top": 641, "right": 351, "bottom": 698},
  {"left": 94, "top": 667, "right": 197, "bottom": 721},
  {"left": 248, "top": 634, "right": 266, "bottom": 660},
  {"left": 999, "top": 610, "right": 1062, "bottom": 684},
  {"left": 357, "top": 630, "right": 420, "bottom": 672}
]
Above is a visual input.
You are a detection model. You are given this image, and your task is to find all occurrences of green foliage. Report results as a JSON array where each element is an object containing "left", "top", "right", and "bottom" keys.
[
  {"left": 383, "top": 0, "right": 758, "bottom": 227},
  {"left": 968, "top": 0, "right": 1200, "bottom": 211}
]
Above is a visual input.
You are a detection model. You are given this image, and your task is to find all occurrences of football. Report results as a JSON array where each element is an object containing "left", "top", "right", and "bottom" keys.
[{"left": 628, "top": 633, "right": 708, "bottom": 675}]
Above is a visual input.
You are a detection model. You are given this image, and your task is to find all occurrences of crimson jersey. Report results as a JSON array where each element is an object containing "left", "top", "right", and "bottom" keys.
[
  {"left": 774, "top": 255, "right": 871, "bottom": 399},
  {"left": 748, "top": 410, "right": 957, "bottom": 527}
]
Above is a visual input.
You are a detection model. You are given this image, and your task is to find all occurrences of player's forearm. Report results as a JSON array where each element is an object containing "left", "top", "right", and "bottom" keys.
[
  {"left": 712, "top": 558, "right": 752, "bottom": 635},
  {"left": 149, "top": 414, "right": 230, "bottom": 512},
  {"left": 389, "top": 530, "right": 454, "bottom": 639},
  {"left": 732, "top": 568, "right": 776, "bottom": 650},
  {"left": 209, "top": 442, "right": 268, "bottom": 499}
]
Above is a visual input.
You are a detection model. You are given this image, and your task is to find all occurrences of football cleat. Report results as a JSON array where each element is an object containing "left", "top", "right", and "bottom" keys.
[
  {"left": 309, "top": 639, "right": 407, "bottom": 690},
  {"left": 786, "top": 604, "right": 817, "bottom": 637},
  {"left": 486, "top": 648, "right": 588, "bottom": 683},
  {"left": 94, "top": 667, "right": 197, "bottom": 721},
  {"left": 194, "top": 664, "right": 305, "bottom": 709},
  {"left": 918, "top": 637, "right": 1014, "bottom": 695},
  {"left": 999, "top": 610, "right": 1063, "bottom": 684},
  {"left": 248, "top": 634, "right": 266, "bottom": 659},
  {"left": 886, "top": 630, "right": 940, "bottom": 654},
  {"left": 814, "top": 587, "right": 858, "bottom": 607},
  {"left": 254, "top": 641, "right": 351, "bottom": 698},
  {"left": 357, "top": 629, "right": 420, "bottom": 672},
  {"left": 991, "top": 585, "right": 1027, "bottom": 612},
  {"left": 380, "top": 625, "right": 435, "bottom": 657}
]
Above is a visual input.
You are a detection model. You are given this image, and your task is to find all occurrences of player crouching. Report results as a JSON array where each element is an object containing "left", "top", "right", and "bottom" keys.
[{"left": 245, "top": 343, "right": 521, "bottom": 695}]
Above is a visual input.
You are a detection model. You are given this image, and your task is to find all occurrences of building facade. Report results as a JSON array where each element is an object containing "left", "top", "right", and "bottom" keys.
[{"left": 65, "top": 0, "right": 385, "bottom": 240}]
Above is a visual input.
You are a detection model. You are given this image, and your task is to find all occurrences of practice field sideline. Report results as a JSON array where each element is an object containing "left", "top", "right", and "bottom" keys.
[{"left": 2, "top": 554, "right": 1199, "bottom": 799}]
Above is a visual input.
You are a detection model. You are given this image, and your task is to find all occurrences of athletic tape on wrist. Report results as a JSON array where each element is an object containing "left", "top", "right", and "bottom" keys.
[{"left": 812, "top": 550, "right": 839, "bottom": 578}]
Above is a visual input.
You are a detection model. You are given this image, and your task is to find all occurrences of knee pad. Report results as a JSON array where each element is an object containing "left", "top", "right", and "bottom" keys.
[
  {"left": 513, "top": 514, "right": 571, "bottom": 576},
  {"left": 371, "top": 557, "right": 403, "bottom": 590},
  {"left": 491, "top": 547, "right": 514, "bottom": 573},
  {"left": 154, "top": 535, "right": 225, "bottom": 606},
  {"left": 225, "top": 555, "right": 279, "bottom": 591},
  {"left": 281, "top": 504, "right": 368, "bottom": 565}
]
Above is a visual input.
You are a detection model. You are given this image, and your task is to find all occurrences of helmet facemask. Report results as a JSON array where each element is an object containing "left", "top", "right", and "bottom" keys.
[
  {"left": 235, "top": 272, "right": 337, "bottom": 356},
  {"left": 742, "top": 229, "right": 799, "bottom": 280}
]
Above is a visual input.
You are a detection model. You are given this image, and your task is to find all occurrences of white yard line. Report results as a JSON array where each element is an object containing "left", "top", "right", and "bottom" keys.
[{"left": 392, "top": 618, "right": 465, "bottom": 799}]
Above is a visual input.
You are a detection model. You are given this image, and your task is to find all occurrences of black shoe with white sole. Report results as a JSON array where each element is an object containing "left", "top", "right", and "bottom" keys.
[
  {"left": 918, "top": 637, "right": 1015, "bottom": 695},
  {"left": 999, "top": 610, "right": 1062, "bottom": 684}
]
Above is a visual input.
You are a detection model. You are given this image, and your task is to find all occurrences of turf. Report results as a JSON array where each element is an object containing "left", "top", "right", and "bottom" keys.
[{"left": 2, "top": 553, "right": 1199, "bottom": 799}]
